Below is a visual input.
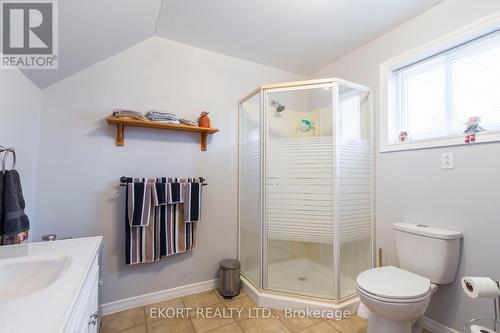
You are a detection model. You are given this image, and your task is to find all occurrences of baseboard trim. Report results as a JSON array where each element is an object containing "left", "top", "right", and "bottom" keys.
[
  {"left": 422, "top": 316, "right": 461, "bottom": 333},
  {"left": 102, "top": 279, "right": 218, "bottom": 315},
  {"left": 241, "top": 276, "right": 360, "bottom": 316}
]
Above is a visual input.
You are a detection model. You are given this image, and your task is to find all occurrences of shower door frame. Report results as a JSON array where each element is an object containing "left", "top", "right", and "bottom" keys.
[
  {"left": 238, "top": 89, "right": 265, "bottom": 289},
  {"left": 238, "top": 78, "right": 375, "bottom": 302}
]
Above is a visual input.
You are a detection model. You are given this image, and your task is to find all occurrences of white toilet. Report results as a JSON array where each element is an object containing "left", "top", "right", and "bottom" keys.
[{"left": 356, "top": 223, "right": 463, "bottom": 333}]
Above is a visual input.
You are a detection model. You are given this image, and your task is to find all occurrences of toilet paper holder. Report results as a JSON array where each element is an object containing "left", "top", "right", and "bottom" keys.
[
  {"left": 465, "top": 319, "right": 500, "bottom": 333},
  {"left": 464, "top": 280, "right": 500, "bottom": 333}
]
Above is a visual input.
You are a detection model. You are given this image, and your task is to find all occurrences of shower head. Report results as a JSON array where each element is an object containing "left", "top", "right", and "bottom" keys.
[{"left": 271, "top": 100, "right": 285, "bottom": 112}]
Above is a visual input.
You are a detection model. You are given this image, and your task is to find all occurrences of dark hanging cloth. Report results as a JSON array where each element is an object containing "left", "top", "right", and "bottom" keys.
[
  {"left": 184, "top": 179, "right": 201, "bottom": 223},
  {"left": 189, "top": 182, "right": 200, "bottom": 222},
  {"left": 154, "top": 180, "right": 168, "bottom": 258},
  {"left": 0, "top": 174, "right": 4, "bottom": 237},
  {"left": 2, "top": 170, "right": 30, "bottom": 236},
  {"left": 155, "top": 182, "right": 167, "bottom": 205},
  {"left": 125, "top": 186, "right": 131, "bottom": 265},
  {"left": 169, "top": 182, "right": 182, "bottom": 204}
]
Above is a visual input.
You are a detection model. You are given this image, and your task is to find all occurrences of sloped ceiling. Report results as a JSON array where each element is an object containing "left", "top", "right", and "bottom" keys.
[
  {"left": 21, "top": 0, "right": 162, "bottom": 88},
  {"left": 156, "top": 0, "right": 445, "bottom": 75},
  {"left": 21, "top": 0, "right": 445, "bottom": 88}
]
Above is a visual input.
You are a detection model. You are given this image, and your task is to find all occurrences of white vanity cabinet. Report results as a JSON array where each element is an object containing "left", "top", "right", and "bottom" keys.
[
  {"left": 0, "top": 237, "right": 104, "bottom": 333},
  {"left": 65, "top": 247, "right": 102, "bottom": 333}
]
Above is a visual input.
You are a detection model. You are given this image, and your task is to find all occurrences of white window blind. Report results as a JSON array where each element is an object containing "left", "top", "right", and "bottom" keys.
[{"left": 392, "top": 28, "right": 500, "bottom": 143}]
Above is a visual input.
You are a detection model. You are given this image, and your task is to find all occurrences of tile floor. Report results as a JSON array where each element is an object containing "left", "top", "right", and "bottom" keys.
[{"left": 102, "top": 289, "right": 432, "bottom": 333}]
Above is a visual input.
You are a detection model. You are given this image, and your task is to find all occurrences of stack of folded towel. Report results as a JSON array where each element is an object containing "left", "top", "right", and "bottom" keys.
[
  {"left": 179, "top": 118, "right": 198, "bottom": 126},
  {"left": 125, "top": 177, "right": 202, "bottom": 265},
  {"left": 145, "top": 111, "right": 180, "bottom": 124},
  {"left": 112, "top": 109, "right": 199, "bottom": 126},
  {"left": 112, "top": 109, "right": 146, "bottom": 121}
]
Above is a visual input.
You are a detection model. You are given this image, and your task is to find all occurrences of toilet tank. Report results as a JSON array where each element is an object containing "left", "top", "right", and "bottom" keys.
[{"left": 394, "top": 223, "right": 463, "bottom": 285}]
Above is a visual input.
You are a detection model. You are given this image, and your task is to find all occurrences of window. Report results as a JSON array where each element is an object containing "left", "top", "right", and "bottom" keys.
[{"left": 381, "top": 19, "right": 500, "bottom": 151}]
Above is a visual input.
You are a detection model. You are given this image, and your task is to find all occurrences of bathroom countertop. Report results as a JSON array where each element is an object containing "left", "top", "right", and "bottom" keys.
[{"left": 0, "top": 236, "right": 103, "bottom": 333}]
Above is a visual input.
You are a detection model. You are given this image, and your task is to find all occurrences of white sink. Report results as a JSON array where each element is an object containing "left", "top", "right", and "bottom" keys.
[
  {"left": 0, "top": 237, "right": 102, "bottom": 333},
  {"left": 0, "top": 256, "right": 72, "bottom": 301}
]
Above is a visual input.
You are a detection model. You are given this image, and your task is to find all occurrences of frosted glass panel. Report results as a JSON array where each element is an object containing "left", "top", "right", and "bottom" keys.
[
  {"left": 338, "top": 85, "right": 372, "bottom": 298},
  {"left": 265, "top": 86, "right": 335, "bottom": 299},
  {"left": 240, "top": 93, "right": 261, "bottom": 287}
]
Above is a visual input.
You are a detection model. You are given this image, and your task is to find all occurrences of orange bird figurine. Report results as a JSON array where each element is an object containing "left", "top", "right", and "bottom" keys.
[{"left": 198, "top": 112, "right": 211, "bottom": 128}]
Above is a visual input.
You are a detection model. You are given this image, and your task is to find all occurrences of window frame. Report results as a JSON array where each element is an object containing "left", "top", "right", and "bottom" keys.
[{"left": 379, "top": 12, "right": 500, "bottom": 152}]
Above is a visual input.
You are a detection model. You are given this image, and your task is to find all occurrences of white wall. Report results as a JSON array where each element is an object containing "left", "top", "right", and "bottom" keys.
[
  {"left": 35, "top": 36, "right": 304, "bottom": 304},
  {"left": 311, "top": 0, "right": 500, "bottom": 330},
  {"left": 0, "top": 70, "right": 41, "bottom": 232}
]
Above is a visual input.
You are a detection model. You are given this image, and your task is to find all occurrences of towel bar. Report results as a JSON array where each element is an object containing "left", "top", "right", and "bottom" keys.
[{"left": 119, "top": 176, "right": 207, "bottom": 187}]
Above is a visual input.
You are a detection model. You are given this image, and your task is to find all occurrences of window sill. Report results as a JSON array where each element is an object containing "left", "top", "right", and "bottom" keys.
[{"left": 380, "top": 132, "right": 500, "bottom": 152}]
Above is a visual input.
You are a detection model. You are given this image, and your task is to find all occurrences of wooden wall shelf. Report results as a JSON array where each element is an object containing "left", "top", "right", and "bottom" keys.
[{"left": 106, "top": 116, "right": 219, "bottom": 151}]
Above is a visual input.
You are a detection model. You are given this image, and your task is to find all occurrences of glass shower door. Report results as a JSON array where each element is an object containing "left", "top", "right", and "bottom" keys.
[
  {"left": 337, "top": 84, "right": 373, "bottom": 298},
  {"left": 239, "top": 92, "right": 262, "bottom": 287},
  {"left": 264, "top": 85, "right": 335, "bottom": 299}
]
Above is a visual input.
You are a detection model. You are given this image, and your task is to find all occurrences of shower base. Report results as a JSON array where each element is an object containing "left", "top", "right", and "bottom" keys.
[{"left": 242, "top": 258, "right": 360, "bottom": 317}]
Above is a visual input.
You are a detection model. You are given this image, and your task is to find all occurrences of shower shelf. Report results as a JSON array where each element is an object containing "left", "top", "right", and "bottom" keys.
[{"left": 105, "top": 116, "right": 219, "bottom": 151}]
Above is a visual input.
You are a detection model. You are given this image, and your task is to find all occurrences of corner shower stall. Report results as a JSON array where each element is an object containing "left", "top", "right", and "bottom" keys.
[{"left": 238, "top": 78, "right": 373, "bottom": 306}]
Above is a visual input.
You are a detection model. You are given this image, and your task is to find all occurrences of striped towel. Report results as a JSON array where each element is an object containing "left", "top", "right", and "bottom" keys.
[
  {"left": 184, "top": 178, "right": 202, "bottom": 223},
  {"left": 126, "top": 178, "right": 159, "bottom": 264},
  {"left": 167, "top": 178, "right": 184, "bottom": 204},
  {"left": 127, "top": 179, "right": 157, "bottom": 227},
  {"left": 125, "top": 177, "right": 201, "bottom": 265}
]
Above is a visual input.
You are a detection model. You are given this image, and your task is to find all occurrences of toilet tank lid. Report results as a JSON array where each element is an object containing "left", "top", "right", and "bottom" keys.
[{"left": 394, "top": 223, "right": 463, "bottom": 240}]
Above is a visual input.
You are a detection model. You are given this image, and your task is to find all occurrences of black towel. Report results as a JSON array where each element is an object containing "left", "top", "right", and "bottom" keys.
[
  {"left": 155, "top": 182, "right": 167, "bottom": 205},
  {"left": 0, "top": 174, "right": 3, "bottom": 237},
  {"left": 168, "top": 182, "right": 183, "bottom": 203},
  {"left": 2, "top": 170, "right": 29, "bottom": 236},
  {"left": 184, "top": 179, "right": 201, "bottom": 223},
  {"left": 154, "top": 179, "right": 168, "bottom": 258},
  {"left": 190, "top": 182, "right": 200, "bottom": 222}
]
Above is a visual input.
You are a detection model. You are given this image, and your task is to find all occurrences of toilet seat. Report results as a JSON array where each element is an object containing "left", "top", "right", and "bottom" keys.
[
  {"left": 357, "top": 266, "right": 431, "bottom": 303},
  {"left": 358, "top": 286, "right": 431, "bottom": 304}
]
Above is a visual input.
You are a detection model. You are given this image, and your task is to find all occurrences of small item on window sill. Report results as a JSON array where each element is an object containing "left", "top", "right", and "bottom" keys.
[
  {"left": 464, "top": 116, "right": 485, "bottom": 144},
  {"left": 399, "top": 131, "right": 409, "bottom": 143},
  {"left": 198, "top": 112, "right": 211, "bottom": 128}
]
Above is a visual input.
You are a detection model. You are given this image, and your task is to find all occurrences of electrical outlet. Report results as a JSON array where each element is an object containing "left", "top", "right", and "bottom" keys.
[{"left": 441, "top": 152, "right": 454, "bottom": 169}]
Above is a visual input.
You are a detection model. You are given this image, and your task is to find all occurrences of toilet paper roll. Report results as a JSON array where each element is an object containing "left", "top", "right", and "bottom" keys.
[
  {"left": 462, "top": 277, "right": 499, "bottom": 299},
  {"left": 470, "top": 324, "right": 495, "bottom": 333}
]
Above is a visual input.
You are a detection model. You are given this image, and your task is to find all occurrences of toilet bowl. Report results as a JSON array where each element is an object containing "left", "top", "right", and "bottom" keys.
[
  {"left": 357, "top": 266, "right": 437, "bottom": 333},
  {"left": 356, "top": 223, "right": 463, "bottom": 333}
]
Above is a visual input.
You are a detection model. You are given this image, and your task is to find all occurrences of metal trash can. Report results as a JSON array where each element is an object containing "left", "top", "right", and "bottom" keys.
[{"left": 218, "top": 259, "right": 241, "bottom": 299}]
